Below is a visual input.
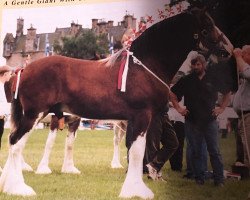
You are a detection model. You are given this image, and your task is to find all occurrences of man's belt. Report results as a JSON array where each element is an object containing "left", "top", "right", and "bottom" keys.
[
  {"left": 243, "top": 110, "right": 250, "bottom": 115},
  {"left": 238, "top": 110, "right": 250, "bottom": 118}
]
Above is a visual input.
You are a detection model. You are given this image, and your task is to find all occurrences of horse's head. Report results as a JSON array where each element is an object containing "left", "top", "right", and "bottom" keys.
[{"left": 190, "top": 8, "right": 233, "bottom": 61}]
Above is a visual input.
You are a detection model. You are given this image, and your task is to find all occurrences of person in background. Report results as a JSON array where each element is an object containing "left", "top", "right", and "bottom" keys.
[
  {"left": 168, "top": 101, "right": 185, "bottom": 172},
  {"left": 0, "top": 65, "right": 12, "bottom": 147},
  {"left": 144, "top": 107, "right": 179, "bottom": 181},
  {"left": 170, "top": 54, "right": 231, "bottom": 186},
  {"left": 0, "top": 65, "right": 12, "bottom": 171},
  {"left": 126, "top": 105, "right": 179, "bottom": 181},
  {"left": 232, "top": 45, "right": 250, "bottom": 168},
  {"left": 168, "top": 71, "right": 185, "bottom": 172}
]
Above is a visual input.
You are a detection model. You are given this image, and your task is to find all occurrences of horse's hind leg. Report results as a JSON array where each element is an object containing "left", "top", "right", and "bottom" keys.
[
  {"left": 111, "top": 121, "right": 126, "bottom": 168},
  {"left": 119, "top": 114, "right": 154, "bottom": 199},
  {"left": 0, "top": 113, "right": 42, "bottom": 196},
  {"left": 36, "top": 115, "right": 58, "bottom": 174},
  {"left": 61, "top": 116, "right": 81, "bottom": 174}
]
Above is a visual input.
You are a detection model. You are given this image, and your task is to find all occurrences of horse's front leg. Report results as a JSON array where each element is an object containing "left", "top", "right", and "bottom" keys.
[
  {"left": 0, "top": 134, "right": 35, "bottom": 196},
  {"left": 111, "top": 121, "right": 126, "bottom": 168},
  {"left": 61, "top": 116, "right": 81, "bottom": 174},
  {"left": 0, "top": 113, "right": 43, "bottom": 196},
  {"left": 119, "top": 115, "right": 154, "bottom": 199}
]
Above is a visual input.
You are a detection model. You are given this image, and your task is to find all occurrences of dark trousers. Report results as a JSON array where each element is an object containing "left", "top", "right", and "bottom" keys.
[
  {"left": 169, "top": 121, "right": 185, "bottom": 171},
  {"left": 232, "top": 118, "right": 244, "bottom": 163},
  {"left": 126, "top": 114, "right": 179, "bottom": 172},
  {"left": 236, "top": 130, "right": 244, "bottom": 163},
  {"left": 0, "top": 119, "right": 5, "bottom": 149}
]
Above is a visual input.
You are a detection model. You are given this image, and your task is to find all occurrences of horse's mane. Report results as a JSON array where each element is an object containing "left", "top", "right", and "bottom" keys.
[
  {"left": 130, "top": 11, "right": 194, "bottom": 56},
  {"left": 105, "top": 48, "right": 127, "bottom": 67}
]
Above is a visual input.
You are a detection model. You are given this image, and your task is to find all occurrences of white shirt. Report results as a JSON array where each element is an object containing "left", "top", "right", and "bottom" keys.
[{"left": 0, "top": 82, "right": 10, "bottom": 115}]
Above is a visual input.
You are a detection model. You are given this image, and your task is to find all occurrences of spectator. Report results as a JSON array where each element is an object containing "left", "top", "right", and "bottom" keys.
[
  {"left": 170, "top": 54, "right": 231, "bottom": 186},
  {"left": 126, "top": 105, "right": 179, "bottom": 181},
  {"left": 0, "top": 65, "right": 12, "bottom": 171},
  {"left": 168, "top": 71, "right": 186, "bottom": 172},
  {"left": 232, "top": 45, "right": 250, "bottom": 167}
]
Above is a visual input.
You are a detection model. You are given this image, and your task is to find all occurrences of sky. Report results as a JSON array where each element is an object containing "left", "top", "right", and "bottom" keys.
[{"left": 0, "top": 0, "right": 169, "bottom": 65}]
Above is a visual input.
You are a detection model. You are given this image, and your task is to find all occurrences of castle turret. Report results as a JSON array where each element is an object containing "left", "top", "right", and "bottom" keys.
[
  {"left": 70, "top": 22, "right": 82, "bottom": 36},
  {"left": 124, "top": 15, "right": 133, "bottom": 28},
  {"left": 107, "top": 20, "right": 114, "bottom": 27},
  {"left": 16, "top": 17, "right": 24, "bottom": 37},
  {"left": 92, "top": 19, "right": 98, "bottom": 29},
  {"left": 25, "top": 25, "right": 36, "bottom": 52}
]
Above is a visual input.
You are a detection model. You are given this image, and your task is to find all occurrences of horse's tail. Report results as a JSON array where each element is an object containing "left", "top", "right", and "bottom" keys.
[{"left": 11, "top": 96, "right": 23, "bottom": 130}]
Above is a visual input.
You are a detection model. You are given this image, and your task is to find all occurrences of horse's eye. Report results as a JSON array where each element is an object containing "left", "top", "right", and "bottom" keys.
[{"left": 201, "top": 29, "right": 208, "bottom": 37}]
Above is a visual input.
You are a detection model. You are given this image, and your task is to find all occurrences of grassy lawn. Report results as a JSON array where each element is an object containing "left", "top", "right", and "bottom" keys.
[{"left": 0, "top": 128, "right": 249, "bottom": 200}]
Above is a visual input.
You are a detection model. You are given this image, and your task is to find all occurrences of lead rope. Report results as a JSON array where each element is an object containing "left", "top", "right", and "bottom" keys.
[
  {"left": 238, "top": 71, "right": 250, "bottom": 166},
  {"left": 123, "top": 50, "right": 170, "bottom": 91}
]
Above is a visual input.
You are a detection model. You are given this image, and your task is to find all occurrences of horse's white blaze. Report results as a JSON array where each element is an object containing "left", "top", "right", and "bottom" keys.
[
  {"left": 0, "top": 134, "right": 35, "bottom": 196},
  {"left": 36, "top": 130, "right": 57, "bottom": 174},
  {"left": 111, "top": 125, "right": 125, "bottom": 168},
  {"left": 119, "top": 133, "right": 154, "bottom": 199},
  {"left": 61, "top": 131, "right": 80, "bottom": 174}
]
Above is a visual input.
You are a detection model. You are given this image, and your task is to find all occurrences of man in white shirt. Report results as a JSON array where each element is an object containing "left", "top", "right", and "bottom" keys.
[{"left": 0, "top": 65, "right": 12, "bottom": 149}]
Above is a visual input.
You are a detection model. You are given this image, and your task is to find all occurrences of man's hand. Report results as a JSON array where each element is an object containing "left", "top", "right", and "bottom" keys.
[
  {"left": 212, "top": 107, "right": 225, "bottom": 117},
  {"left": 176, "top": 106, "right": 189, "bottom": 116},
  {"left": 233, "top": 48, "right": 242, "bottom": 58}
]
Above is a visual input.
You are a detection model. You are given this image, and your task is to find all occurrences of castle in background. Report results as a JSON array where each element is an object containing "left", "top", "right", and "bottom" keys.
[{"left": 2, "top": 14, "right": 138, "bottom": 67}]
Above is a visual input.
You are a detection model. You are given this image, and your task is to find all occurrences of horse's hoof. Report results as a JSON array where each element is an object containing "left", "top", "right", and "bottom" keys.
[
  {"left": 111, "top": 162, "right": 124, "bottom": 169},
  {"left": 119, "top": 180, "right": 154, "bottom": 199},
  {"left": 61, "top": 166, "right": 81, "bottom": 174},
  {"left": 2, "top": 182, "right": 36, "bottom": 196},
  {"left": 35, "top": 166, "right": 52, "bottom": 174}
]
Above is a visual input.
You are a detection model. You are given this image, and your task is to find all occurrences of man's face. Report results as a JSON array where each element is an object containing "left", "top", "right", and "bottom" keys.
[{"left": 190, "top": 60, "right": 205, "bottom": 75}]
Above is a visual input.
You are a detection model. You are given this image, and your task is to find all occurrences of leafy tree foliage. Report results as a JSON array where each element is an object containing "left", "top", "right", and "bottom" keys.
[{"left": 53, "top": 30, "right": 109, "bottom": 59}]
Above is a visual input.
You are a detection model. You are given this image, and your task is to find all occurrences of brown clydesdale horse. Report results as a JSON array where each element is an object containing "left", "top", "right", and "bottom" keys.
[{"left": 0, "top": 8, "right": 233, "bottom": 199}]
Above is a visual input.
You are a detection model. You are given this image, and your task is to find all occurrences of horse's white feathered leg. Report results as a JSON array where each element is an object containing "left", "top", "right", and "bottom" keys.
[
  {"left": 61, "top": 131, "right": 80, "bottom": 174},
  {"left": 111, "top": 123, "right": 125, "bottom": 168},
  {"left": 36, "top": 130, "right": 57, "bottom": 174},
  {"left": 21, "top": 154, "right": 33, "bottom": 172},
  {"left": 119, "top": 132, "right": 154, "bottom": 199},
  {"left": 0, "top": 133, "right": 35, "bottom": 196}
]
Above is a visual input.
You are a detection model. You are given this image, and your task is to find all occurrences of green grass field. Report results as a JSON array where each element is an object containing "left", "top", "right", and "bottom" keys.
[{"left": 0, "top": 128, "right": 249, "bottom": 200}]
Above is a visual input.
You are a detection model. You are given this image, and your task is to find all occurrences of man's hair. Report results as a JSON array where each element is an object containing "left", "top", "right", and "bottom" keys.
[
  {"left": 190, "top": 54, "right": 207, "bottom": 66},
  {"left": 0, "top": 65, "right": 12, "bottom": 76}
]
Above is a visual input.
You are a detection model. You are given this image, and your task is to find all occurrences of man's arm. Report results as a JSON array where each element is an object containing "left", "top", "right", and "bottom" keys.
[
  {"left": 212, "top": 91, "right": 231, "bottom": 116},
  {"left": 233, "top": 48, "right": 250, "bottom": 79},
  {"left": 169, "top": 91, "right": 189, "bottom": 116}
]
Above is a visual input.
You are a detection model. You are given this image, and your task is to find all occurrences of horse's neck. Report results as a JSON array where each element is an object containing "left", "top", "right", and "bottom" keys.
[{"left": 130, "top": 16, "right": 197, "bottom": 82}]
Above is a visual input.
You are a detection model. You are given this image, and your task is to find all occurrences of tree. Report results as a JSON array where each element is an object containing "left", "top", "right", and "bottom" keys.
[{"left": 53, "top": 30, "right": 109, "bottom": 59}]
